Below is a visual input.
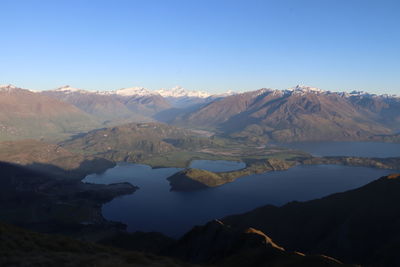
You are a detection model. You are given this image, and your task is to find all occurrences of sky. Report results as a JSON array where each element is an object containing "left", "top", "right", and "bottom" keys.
[{"left": 1, "top": 0, "right": 400, "bottom": 95}]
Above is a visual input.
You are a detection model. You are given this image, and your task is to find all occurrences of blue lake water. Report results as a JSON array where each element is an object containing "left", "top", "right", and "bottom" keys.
[
  {"left": 280, "top": 142, "right": 400, "bottom": 157},
  {"left": 84, "top": 158, "right": 397, "bottom": 238}
]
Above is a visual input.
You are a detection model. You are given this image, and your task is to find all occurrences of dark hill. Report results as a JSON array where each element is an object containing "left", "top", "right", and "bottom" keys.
[
  {"left": 168, "top": 220, "right": 346, "bottom": 266},
  {"left": 223, "top": 173, "right": 400, "bottom": 266},
  {"left": 0, "top": 221, "right": 190, "bottom": 267}
]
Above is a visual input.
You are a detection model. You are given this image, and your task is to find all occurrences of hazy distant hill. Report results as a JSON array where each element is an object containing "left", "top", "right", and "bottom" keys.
[
  {"left": 41, "top": 86, "right": 151, "bottom": 125},
  {"left": 42, "top": 85, "right": 234, "bottom": 124},
  {"left": 156, "top": 86, "right": 216, "bottom": 108},
  {"left": 0, "top": 85, "right": 100, "bottom": 141},
  {"left": 348, "top": 92, "right": 400, "bottom": 131},
  {"left": 223, "top": 173, "right": 400, "bottom": 266},
  {"left": 111, "top": 87, "right": 172, "bottom": 117},
  {"left": 173, "top": 86, "right": 400, "bottom": 143}
]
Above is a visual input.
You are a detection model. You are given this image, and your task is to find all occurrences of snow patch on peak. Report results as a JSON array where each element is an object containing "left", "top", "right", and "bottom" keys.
[
  {"left": 212, "top": 90, "right": 237, "bottom": 97},
  {"left": 114, "top": 87, "right": 157, "bottom": 97},
  {"left": 252, "top": 88, "right": 276, "bottom": 96},
  {"left": 0, "top": 84, "right": 28, "bottom": 93},
  {"left": 157, "top": 86, "right": 211, "bottom": 98},
  {"left": 54, "top": 85, "right": 88, "bottom": 94},
  {"left": 0, "top": 84, "right": 19, "bottom": 90},
  {"left": 290, "top": 85, "right": 324, "bottom": 93}
]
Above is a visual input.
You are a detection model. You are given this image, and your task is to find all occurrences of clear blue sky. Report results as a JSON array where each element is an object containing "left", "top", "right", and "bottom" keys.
[{"left": 1, "top": 0, "right": 399, "bottom": 94}]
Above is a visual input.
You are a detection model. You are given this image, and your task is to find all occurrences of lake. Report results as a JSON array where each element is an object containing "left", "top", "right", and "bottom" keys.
[
  {"left": 83, "top": 158, "right": 397, "bottom": 238},
  {"left": 280, "top": 141, "right": 400, "bottom": 157}
]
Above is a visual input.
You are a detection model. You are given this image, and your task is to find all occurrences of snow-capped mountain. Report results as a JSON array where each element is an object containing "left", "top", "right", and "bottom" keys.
[
  {"left": 0, "top": 84, "right": 22, "bottom": 93},
  {"left": 213, "top": 90, "right": 237, "bottom": 97},
  {"left": 53, "top": 85, "right": 90, "bottom": 94},
  {"left": 156, "top": 86, "right": 211, "bottom": 98},
  {"left": 289, "top": 85, "right": 325, "bottom": 93},
  {"left": 108, "top": 87, "right": 159, "bottom": 97}
]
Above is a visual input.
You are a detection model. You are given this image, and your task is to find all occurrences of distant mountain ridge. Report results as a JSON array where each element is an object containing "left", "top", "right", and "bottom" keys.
[
  {"left": 40, "top": 85, "right": 230, "bottom": 120},
  {"left": 173, "top": 86, "right": 400, "bottom": 143},
  {"left": 0, "top": 85, "right": 100, "bottom": 141}
]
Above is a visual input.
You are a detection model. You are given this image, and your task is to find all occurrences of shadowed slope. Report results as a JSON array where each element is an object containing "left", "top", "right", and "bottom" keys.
[
  {"left": 0, "top": 221, "right": 192, "bottom": 267},
  {"left": 168, "top": 220, "right": 346, "bottom": 266},
  {"left": 223, "top": 174, "right": 400, "bottom": 265}
]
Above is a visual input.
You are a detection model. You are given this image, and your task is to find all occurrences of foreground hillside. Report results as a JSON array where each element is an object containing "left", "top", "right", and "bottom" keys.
[
  {"left": 174, "top": 86, "right": 400, "bottom": 143},
  {"left": 167, "top": 220, "right": 345, "bottom": 267},
  {"left": 0, "top": 222, "right": 190, "bottom": 267},
  {"left": 0, "top": 219, "right": 348, "bottom": 267},
  {"left": 223, "top": 173, "right": 400, "bottom": 266},
  {"left": 0, "top": 85, "right": 100, "bottom": 141}
]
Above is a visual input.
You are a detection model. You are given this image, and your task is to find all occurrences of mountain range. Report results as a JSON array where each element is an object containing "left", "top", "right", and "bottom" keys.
[
  {"left": 173, "top": 86, "right": 400, "bottom": 143},
  {"left": 1, "top": 84, "right": 399, "bottom": 143}
]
